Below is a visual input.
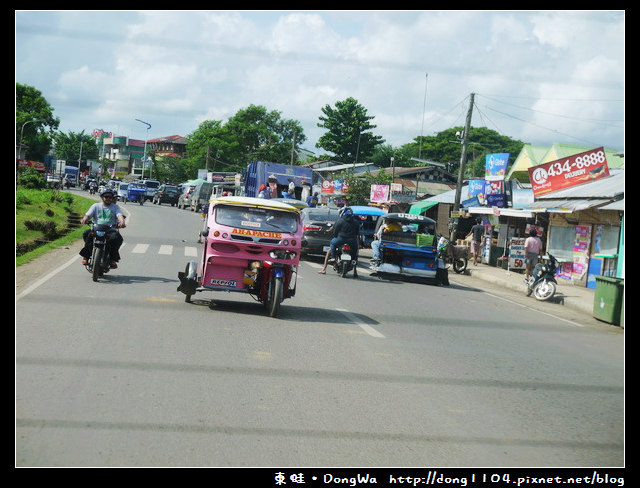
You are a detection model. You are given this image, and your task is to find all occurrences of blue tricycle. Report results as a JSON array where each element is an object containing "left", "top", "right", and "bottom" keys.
[
  {"left": 126, "top": 182, "right": 146, "bottom": 205},
  {"left": 369, "top": 213, "right": 449, "bottom": 286}
]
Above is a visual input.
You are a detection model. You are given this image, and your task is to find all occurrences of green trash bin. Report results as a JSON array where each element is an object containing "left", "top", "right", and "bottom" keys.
[{"left": 593, "top": 276, "right": 624, "bottom": 325}]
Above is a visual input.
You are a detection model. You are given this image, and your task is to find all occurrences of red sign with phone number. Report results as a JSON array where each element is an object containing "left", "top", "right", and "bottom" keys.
[{"left": 528, "top": 147, "right": 609, "bottom": 197}]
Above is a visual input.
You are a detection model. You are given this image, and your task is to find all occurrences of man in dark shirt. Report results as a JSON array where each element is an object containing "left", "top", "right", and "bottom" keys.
[
  {"left": 467, "top": 217, "right": 485, "bottom": 265},
  {"left": 318, "top": 207, "right": 360, "bottom": 274}
]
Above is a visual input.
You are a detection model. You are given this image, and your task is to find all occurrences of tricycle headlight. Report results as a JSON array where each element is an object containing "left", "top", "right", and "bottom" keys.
[{"left": 269, "top": 249, "right": 297, "bottom": 260}]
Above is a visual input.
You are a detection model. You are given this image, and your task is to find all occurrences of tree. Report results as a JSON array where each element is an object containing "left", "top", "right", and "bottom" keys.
[
  {"left": 186, "top": 105, "right": 307, "bottom": 174},
  {"left": 400, "top": 127, "right": 524, "bottom": 177},
  {"left": 16, "top": 83, "right": 60, "bottom": 161},
  {"left": 52, "top": 131, "right": 99, "bottom": 170},
  {"left": 316, "top": 97, "right": 384, "bottom": 165}
]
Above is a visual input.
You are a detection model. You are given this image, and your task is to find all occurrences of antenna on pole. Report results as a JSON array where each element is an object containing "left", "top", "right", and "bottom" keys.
[{"left": 418, "top": 73, "right": 428, "bottom": 159}]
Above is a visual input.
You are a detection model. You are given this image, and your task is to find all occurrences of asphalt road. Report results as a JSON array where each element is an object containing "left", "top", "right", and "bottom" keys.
[{"left": 16, "top": 196, "right": 624, "bottom": 467}]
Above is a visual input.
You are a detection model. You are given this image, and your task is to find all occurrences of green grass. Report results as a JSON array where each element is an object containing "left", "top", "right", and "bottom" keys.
[{"left": 16, "top": 188, "right": 95, "bottom": 266}]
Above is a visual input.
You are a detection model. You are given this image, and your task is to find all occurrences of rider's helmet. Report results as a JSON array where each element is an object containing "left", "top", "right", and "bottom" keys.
[
  {"left": 339, "top": 206, "right": 353, "bottom": 217},
  {"left": 100, "top": 189, "right": 115, "bottom": 198}
]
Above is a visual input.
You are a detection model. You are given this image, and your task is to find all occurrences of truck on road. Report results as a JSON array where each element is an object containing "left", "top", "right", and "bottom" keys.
[
  {"left": 63, "top": 165, "right": 79, "bottom": 187},
  {"left": 244, "top": 161, "right": 313, "bottom": 199}
]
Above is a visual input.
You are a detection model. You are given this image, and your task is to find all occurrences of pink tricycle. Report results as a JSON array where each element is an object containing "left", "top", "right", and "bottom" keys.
[{"left": 178, "top": 196, "right": 304, "bottom": 317}]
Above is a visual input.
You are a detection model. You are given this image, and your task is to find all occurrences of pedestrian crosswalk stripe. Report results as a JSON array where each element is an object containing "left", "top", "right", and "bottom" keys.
[
  {"left": 124, "top": 243, "right": 199, "bottom": 257},
  {"left": 132, "top": 243, "right": 149, "bottom": 253}
]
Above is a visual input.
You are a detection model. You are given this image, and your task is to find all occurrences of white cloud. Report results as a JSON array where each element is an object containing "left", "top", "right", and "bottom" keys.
[{"left": 16, "top": 10, "right": 624, "bottom": 153}]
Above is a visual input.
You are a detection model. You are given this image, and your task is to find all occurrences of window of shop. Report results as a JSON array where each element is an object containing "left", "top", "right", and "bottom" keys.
[
  {"left": 548, "top": 225, "right": 577, "bottom": 261},
  {"left": 594, "top": 224, "right": 621, "bottom": 255}
]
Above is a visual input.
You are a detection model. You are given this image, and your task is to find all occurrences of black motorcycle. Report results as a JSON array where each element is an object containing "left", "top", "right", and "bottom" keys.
[
  {"left": 526, "top": 254, "right": 558, "bottom": 301},
  {"left": 84, "top": 222, "right": 120, "bottom": 282},
  {"left": 333, "top": 242, "right": 358, "bottom": 278}
]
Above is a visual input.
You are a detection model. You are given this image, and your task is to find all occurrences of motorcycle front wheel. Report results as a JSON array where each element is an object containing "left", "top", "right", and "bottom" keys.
[
  {"left": 91, "top": 247, "right": 103, "bottom": 282},
  {"left": 266, "top": 277, "right": 283, "bottom": 317},
  {"left": 533, "top": 280, "right": 556, "bottom": 301}
]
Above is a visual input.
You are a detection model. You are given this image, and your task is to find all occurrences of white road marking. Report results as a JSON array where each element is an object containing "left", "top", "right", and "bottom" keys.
[
  {"left": 185, "top": 247, "right": 198, "bottom": 257},
  {"left": 131, "top": 244, "right": 149, "bottom": 253},
  {"left": 158, "top": 245, "right": 173, "bottom": 255},
  {"left": 337, "top": 308, "right": 385, "bottom": 338}
]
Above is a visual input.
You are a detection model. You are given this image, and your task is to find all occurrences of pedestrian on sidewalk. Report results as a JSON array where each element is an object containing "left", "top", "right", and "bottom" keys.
[
  {"left": 467, "top": 218, "right": 485, "bottom": 265},
  {"left": 524, "top": 229, "right": 543, "bottom": 280}
]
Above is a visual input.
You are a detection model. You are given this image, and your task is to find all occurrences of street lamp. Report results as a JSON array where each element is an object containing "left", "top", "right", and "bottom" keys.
[
  {"left": 18, "top": 118, "right": 44, "bottom": 160},
  {"left": 135, "top": 118, "right": 151, "bottom": 179}
]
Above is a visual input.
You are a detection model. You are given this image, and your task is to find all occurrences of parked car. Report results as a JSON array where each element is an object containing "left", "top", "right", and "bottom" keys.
[
  {"left": 177, "top": 184, "right": 195, "bottom": 210},
  {"left": 142, "top": 179, "right": 160, "bottom": 201},
  {"left": 189, "top": 182, "right": 214, "bottom": 212},
  {"left": 152, "top": 184, "right": 181, "bottom": 206},
  {"left": 116, "top": 182, "right": 129, "bottom": 202},
  {"left": 300, "top": 207, "right": 342, "bottom": 257}
]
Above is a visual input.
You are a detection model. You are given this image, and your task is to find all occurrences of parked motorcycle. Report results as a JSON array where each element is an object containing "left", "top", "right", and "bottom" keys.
[
  {"left": 332, "top": 242, "right": 358, "bottom": 278},
  {"left": 526, "top": 254, "right": 558, "bottom": 301},
  {"left": 437, "top": 236, "right": 468, "bottom": 274},
  {"left": 84, "top": 222, "right": 119, "bottom": 282}
]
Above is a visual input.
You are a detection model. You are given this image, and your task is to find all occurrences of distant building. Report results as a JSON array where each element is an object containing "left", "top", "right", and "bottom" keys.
[{"left": 147, "top": 135, "right": 188, "bottom": 158}]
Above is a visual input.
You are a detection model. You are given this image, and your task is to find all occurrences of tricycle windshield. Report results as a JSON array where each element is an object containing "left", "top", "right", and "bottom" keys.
[{"left": 215, "top": 204, "right": 299, "bottom": 234}]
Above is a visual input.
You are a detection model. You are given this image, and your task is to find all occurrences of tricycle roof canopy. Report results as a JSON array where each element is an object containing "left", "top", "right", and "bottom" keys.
[{"left": 210, "top": 195, "right": 301, "bottom": 213}]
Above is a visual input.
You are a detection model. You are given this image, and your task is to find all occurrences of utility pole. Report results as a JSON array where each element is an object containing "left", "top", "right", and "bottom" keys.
[
  {"left": 290, "top": 133, "right": 297, "bottom": 165},
  {"left": 451, "top": 93, "right": 474, "bottom": 239}
]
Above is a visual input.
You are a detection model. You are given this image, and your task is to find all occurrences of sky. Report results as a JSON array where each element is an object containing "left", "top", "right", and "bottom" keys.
[{"left": 16, "top": 10, "right": 625, "bottom": 159}]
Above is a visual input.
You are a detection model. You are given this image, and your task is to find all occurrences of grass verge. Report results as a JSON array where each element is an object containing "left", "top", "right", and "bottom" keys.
[{"left": 16, "top": 188, "right": 95, "bottom": 267}]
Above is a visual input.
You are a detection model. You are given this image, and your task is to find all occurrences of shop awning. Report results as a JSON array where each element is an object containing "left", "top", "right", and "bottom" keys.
[
  {"left": 408, "top": 200, "right": 439, "bottom": 215},
  {"left": 524, "top": 198, "right": 613, "bottom": 213},
  {"left": 466, "top": 206, "right": 533, "bottom": 218}
]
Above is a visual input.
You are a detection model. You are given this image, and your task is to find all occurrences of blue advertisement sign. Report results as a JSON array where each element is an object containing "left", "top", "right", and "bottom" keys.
[
  {"left": 485, "top": 153, "right": 509, "bottom": 180},
  {"left": 468, "top": 180, "right": 486, "bottom": 201}
]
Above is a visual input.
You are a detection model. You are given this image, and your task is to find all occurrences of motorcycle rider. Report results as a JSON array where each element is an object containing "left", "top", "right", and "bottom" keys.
[
  {"left": 318, "top": 206, "right": 360, "bottom": 275},
  {"left": 79, "top": 189, "right": 126, "bottom": 268}
]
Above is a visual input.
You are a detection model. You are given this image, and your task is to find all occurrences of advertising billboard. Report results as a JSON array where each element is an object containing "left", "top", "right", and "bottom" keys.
[{"left": 528, "top": 147, "right": 610, "bottom": 197}]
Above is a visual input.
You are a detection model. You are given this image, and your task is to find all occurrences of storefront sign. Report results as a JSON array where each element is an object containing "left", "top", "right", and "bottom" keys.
[
  {"left": 370, "top": 184, "right": 389, "bottom": 203},
  {"left": 529, "top": 147, "right": 610, "bottom": 197},
  {"left": 322, "top": 178, "right": 349, "bottom": 194},
  {"left": 508, "top": 237, "right": 526, "bottom": 270}
]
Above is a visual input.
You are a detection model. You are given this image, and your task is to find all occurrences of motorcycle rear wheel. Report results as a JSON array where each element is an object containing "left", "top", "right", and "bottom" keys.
[
  {"left": 533, "top": 280, "right": 556, "bottom": 301},
  {"left": 453, "top": 258, "right": 467, "bottom": 274}
]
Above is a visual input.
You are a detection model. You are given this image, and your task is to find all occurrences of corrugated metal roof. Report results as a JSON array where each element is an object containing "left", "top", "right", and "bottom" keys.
[{"left": 535, "top": 170, "right": 624, "bottom": 200}]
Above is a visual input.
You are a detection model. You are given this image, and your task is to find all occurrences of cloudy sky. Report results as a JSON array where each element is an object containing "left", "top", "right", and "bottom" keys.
[{"left": 16, "top": 10, "right": 625, "bottom": 157}]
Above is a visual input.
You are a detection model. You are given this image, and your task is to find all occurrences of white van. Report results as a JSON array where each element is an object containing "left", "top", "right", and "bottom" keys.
[{"left": 142, "top": 179, "right": 160, "bottom": 201}]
